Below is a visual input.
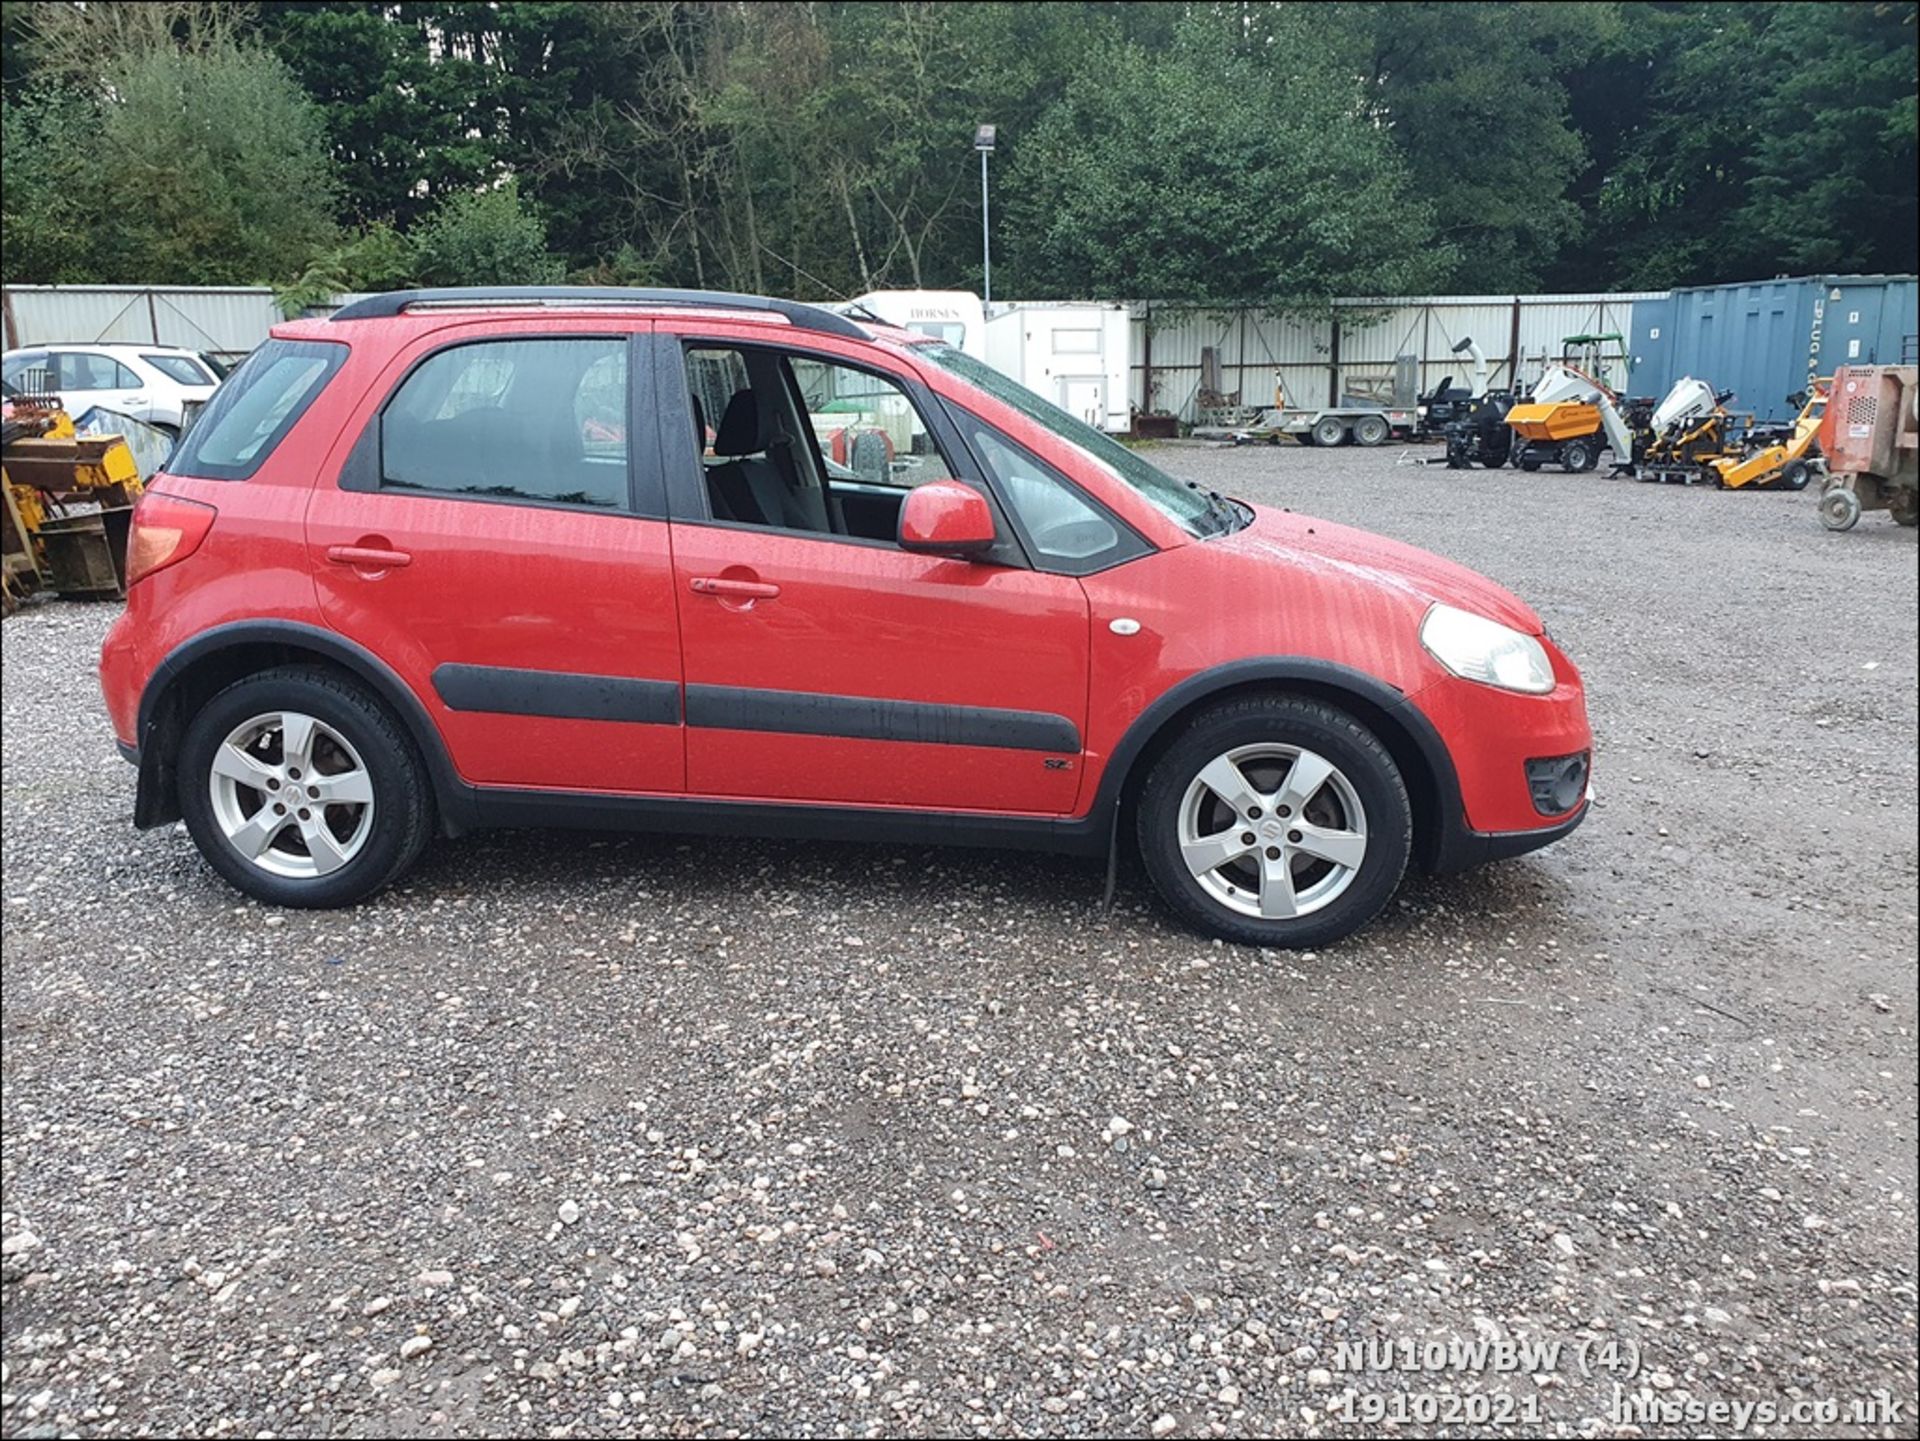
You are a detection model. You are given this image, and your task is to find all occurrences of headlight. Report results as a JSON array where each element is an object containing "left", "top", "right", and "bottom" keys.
[{"left": 1420, "top": 603, "right": 1554, "bottom": 694}]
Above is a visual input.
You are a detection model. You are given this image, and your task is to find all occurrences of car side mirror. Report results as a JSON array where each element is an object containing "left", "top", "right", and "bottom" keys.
[{"left": 898, "top": 479, "right": 996, "bottom": 557}]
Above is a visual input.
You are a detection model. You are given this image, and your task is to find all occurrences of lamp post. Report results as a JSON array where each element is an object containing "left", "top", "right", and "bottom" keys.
[{"left": 974, "top": 124, "right": 997, "bottom": 306}]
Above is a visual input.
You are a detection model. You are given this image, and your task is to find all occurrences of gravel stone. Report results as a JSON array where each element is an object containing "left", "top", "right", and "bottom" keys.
[{"left": 2, "top": 445, "right": 1914, "bottom": 1436}]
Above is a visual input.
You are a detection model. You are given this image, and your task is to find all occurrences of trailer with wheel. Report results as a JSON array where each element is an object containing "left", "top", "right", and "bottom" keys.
[{"left": 1200, "top": 404, "right": 1417, "bottom": 447}]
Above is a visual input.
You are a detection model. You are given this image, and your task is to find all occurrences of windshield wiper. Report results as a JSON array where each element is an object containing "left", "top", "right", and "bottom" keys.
[{"left": 1186, "top": 484, "right": 1241, "bottom": 537}]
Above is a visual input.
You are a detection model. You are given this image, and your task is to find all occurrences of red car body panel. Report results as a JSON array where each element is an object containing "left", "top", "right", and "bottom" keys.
[
  {"left": 297, "top": 318, "right": 684, "bottom": 793},
  {"left": 671, "top": 524, "right": 1090, "bottom": 812},
  {"left": 100, "top": 298, "right": 1592, "bottom": 878}
]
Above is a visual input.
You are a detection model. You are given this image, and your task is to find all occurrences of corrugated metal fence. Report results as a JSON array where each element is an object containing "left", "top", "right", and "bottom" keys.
[
  {"left": 1128, "top": 293, "right": 1662, "bottom": 422},
  {"left": 10, "top": 280, "right": 1912, "bottom": 428},
  {"left": 1, "top": 285, "right": 284, "bottom": 366}
]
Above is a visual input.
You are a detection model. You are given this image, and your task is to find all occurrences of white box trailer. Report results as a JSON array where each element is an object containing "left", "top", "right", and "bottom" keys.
[
  {"left": 850, "top": 290, "right": 988, "bottom": 358},
  {"left": 983, "top": 302, "right": 1132, "bottom": 432},
  {"left": 848, "top": 291, "right": 1131, "bottom": 432}
]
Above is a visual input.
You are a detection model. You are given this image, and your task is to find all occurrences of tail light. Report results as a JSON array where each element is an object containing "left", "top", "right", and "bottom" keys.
[{"left": 124, "top": 492, "right": 217, "bottom": 587}]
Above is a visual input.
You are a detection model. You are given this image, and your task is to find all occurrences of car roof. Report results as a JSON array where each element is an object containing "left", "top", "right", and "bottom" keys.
[{"left": 281, "top": 286, "right": 938, "bottom": 356}]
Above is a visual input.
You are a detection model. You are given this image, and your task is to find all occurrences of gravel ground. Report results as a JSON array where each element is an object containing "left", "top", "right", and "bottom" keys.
[{"left": 3, "top": 444, "right": 1916, "bottom": 1439}]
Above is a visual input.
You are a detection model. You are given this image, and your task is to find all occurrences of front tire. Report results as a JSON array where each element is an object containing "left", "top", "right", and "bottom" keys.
[
  {"left": 178, "top": 666, "right": 433, "bottom": 907},
  {"left": 1818, "top": 484, "right": 1862, "bottom": 532},
  {"left": 1136, "top": 697, "right": 1412, "bottom": 948}
]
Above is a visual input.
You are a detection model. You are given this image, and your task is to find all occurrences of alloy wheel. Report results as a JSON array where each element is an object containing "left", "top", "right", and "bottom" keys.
[
  {"left": 1177, "top": 743, "right": 1369, "bottom": 919},
  {"left": 207, "top": 710, "right": 376, "bottom": 879}
]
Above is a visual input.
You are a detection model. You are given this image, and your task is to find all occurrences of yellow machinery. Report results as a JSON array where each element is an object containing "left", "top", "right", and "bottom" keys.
[
  {"left": 1509, "top": 400, "right": 1602, "bottom": 442},
  {"left": 2, "top": 397, "right": 146, "bottom": 609},
  {"left": 1507, "top": 363, "right": 1634, "bottom": 473},
  {"left": 1709, "top": 383, "right": 1828, "bottom": 490},
  {"left": 1622, "top": 377, "right": 1748, "bottom": 484}
]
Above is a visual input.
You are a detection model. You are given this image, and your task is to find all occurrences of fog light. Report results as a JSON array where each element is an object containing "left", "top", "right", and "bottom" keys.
[{"left": 1526, "top": 752, "right": 1590, "bottom": 816}]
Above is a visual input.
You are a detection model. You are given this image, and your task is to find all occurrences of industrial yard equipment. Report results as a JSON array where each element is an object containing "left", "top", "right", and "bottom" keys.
[
  {"left": 1709, "top": 384, "right": 1827, "bottom": 491},
  {"left": 1621, "top": 376, "right": 1746, "bottom": 484},
  {"left": 1506, "top": 362, "right": 1634, "bottom": 473},
  {"left": 2, "top": 396, "right": 146, "bottom": 605},
  {"left": 1815, "top": 365, "right": 1917, "bottom": 531},
  {"left": 1434, "top": 388, "right": 1517, "bottom": 469}
]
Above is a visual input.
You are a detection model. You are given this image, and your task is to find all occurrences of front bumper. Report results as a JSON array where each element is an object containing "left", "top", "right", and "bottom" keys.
[{"left": 1469, "top": 798, "right": 1588, "bottom": 866}]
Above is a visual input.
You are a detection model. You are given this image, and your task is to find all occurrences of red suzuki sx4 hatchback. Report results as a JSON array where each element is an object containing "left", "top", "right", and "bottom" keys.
[{"left": 99, "top": 288, "right": 1592, "bottom": 948}]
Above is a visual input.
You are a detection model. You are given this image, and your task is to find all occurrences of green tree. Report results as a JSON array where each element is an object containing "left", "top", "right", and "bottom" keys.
[
  {"left": 1324, "top": 1, "right": 1621, "bottom": 291},
  {"left": 1, "top": 16, "right": 337, "bottom": 284},
  {"left": 410, "top": 180, "right": 564, "bottom": 285},
  {"left": 1594, "top": 1, "right": 1919, "bottom": 286},
  {"left": 252, "top": 1, "right": 506, "bottom": 228},
  {"left": 1006, "top": 15, "right": 1449, "bottom": 304}
]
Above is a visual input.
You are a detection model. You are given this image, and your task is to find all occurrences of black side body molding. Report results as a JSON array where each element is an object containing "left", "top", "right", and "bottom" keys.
[
  {"left": 434, "top": 664, "right": 680, "bottom": 726},
  {"left": 685, "top": 684, "right": 1079, "bottom": 754}
]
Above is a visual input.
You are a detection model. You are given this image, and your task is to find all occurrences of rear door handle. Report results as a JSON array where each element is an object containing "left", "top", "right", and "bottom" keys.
[
  {"left": 327, "top": 544, "right": 412, "bottom": 569},
  {"left": 690, "top": 576, "right": 779, "bottom": 599}
]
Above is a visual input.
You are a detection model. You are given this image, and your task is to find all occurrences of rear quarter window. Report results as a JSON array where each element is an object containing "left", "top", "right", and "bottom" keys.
[{"left": 168, "top": 339, "right": 346, "bottom": 481}]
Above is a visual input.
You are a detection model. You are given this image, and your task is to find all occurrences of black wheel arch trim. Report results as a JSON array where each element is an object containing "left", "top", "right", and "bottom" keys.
[
  {"left": 134, "top": 620, "right": 480, "bottom": 835},
  {"left": 1075, "top": 656, "right": 1480, "bottom": 873}
]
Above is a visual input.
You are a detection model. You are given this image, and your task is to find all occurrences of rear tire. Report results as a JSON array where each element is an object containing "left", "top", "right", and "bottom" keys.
[
  {"left": 1775, "top": 458, "right": 1812, "bottom": 491},
  {"left": 1352, "top": 414, "right": 1390, "bottom": 447},
  {"left": 178, "top": 666, "right": 433, "bottom": 908},
  {"left": 1136, "top": 696, "right": 1412, "bottom": 949},
  {"left": 1561, "top": 440, "right": 1594, "bottom": 473}
]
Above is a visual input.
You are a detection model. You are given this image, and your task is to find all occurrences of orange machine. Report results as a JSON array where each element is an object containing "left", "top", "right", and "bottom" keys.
[{"left": 1816, "top": 365, "right": 1918, "bottom": 530}]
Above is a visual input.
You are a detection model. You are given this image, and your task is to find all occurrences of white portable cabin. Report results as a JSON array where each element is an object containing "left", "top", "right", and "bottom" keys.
[{"left": 982, "top": 302, "right": 1132, "bottom": 432}]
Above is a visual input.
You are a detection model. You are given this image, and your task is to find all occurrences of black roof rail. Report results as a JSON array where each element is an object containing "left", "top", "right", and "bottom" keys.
[{"left": 327, "top": 286, "right": 869, "bottom": 340}]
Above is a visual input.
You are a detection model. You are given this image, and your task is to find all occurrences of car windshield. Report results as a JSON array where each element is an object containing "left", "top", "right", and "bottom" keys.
[{"left": 915, "top": 342, "right": 1237, "bottom": 538}]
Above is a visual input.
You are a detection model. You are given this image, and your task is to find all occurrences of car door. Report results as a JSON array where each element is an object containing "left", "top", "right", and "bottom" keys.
[
  {"left": 305, "top": 322, "right": 685, "bottom": 795},
  {"left": 51, "top": 351, "right": 147, "bottom": 422},
  {"left": 655, "top": 328, "right": 1092, "bottom": 815}
]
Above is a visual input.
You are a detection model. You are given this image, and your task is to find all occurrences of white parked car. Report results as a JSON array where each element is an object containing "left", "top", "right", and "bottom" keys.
[{"left": 2, "top": 343, "right": 225, "bottom": 435}]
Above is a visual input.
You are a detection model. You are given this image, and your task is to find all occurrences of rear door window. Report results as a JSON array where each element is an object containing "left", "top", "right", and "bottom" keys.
[
  {"left": 53, "top": 352, "right": 140, "bottom": 391},
  {"left": 379, "top": 337, "right": 628, "bottom": 510},
  {"left": 141, "top": 352, "right": 218, "bottom": 386},
  {"left": 168, "top": 338, "right": 347, "bottom": 480}
]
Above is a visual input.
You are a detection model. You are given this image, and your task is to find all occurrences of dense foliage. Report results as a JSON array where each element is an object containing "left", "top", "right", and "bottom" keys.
[{"left": 1, "top": 1, "right": 1914, "bottom": 302}]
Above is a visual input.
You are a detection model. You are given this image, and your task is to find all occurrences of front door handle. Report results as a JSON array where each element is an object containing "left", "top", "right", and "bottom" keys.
[
  {"left": 690, "top": 576, "right": 779, "bottom": 600},
  {"left": 327, "top": 544, "right": 412, "bottom": 570}
]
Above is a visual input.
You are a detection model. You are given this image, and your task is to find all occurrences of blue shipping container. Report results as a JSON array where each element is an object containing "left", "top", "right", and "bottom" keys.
[{"left": 1628, "top": 274, "right": 1918, "bottom": 422}]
